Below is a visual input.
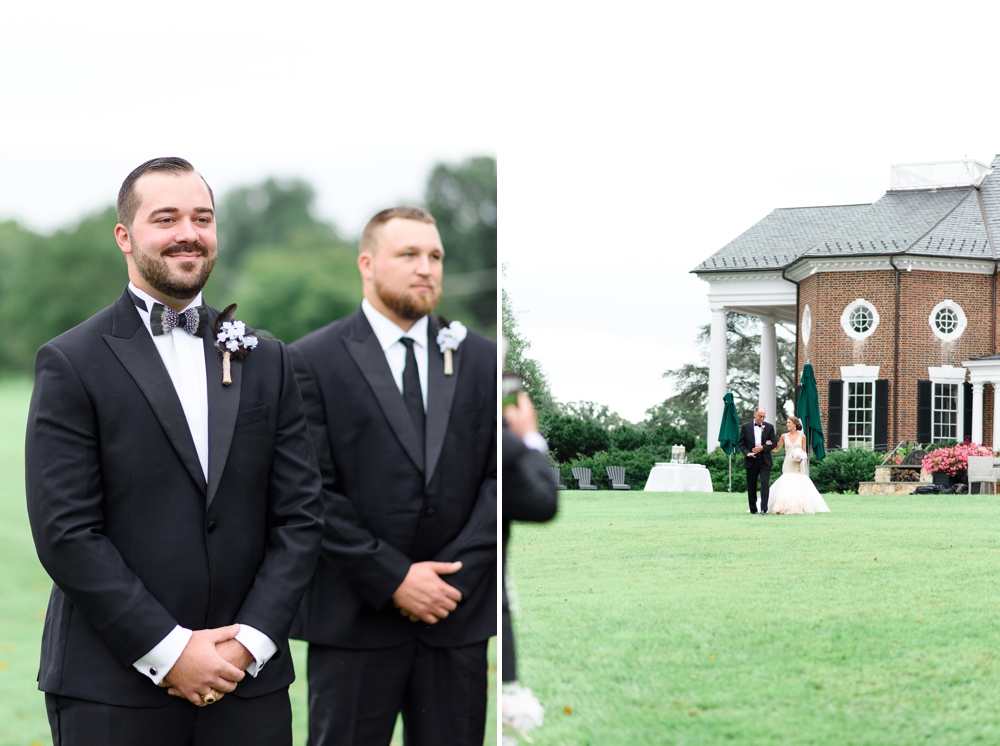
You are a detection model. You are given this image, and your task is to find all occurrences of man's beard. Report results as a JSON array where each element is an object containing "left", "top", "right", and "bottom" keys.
[
  {"left": 132, "top": 240, "right": 216, "bottom": 300},
  {"left": 374, "top": 276, "right": 441, "bottom": 321}
]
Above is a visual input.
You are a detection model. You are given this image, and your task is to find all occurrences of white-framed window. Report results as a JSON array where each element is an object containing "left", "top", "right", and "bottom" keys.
[
  {"left": 801, "top": 304, "right": 812, "bottom": 346},
  {"left": 928, "top": 365, "right": 966, "bottom": 441},
  {"left": 840, "top": 364, "right": 880, "bottom": 449},
  {"left": 928, "top": 300, "right": 968, "bottom": 342},
  {"left": 840, "top": 299, "right": 880, "bottom": 341}
]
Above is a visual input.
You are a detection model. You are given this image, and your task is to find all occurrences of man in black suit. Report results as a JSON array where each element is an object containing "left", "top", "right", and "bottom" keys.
[
  {"left": 738, "top": 406, "right": 776, "bottom": 514},
  {"left": 289, "top": 206, "right": 496, "bottom": 746},
  {"left": 501, "top": 391, "right": 558, "bottom": 685},
  {"left": 25, "top": 157, "right": 323, "bottom": 745}
]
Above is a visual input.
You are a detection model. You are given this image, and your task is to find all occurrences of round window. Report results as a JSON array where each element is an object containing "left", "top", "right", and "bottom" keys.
[
  {"left": 928, "top": 300, "right": 967, "bottom": 342},
  {"left": 850, "top": 306, "right": 873, "bottom": 334},
  {"left": 841, "top": 299, "right": 879, "bottom": 341}
]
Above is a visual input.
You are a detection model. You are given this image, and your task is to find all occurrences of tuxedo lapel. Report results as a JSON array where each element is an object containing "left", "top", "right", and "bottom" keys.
[
  {"left": 344, "top": 312, "right": 424, "bottom": 472},
  {"left": 204, "top": 309, "right": 241, "bottom": 511},
  {"left": 103, "top": 292, "right": 206, "bottom": 493},
  {"left": 424, "top": 317, "right": 458, "bottom": 487}
]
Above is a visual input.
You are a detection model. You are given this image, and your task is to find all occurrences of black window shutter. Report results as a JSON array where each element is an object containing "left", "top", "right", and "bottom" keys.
[
  {"left": 828, "top": 380, "right": 843, "bottom": 450},
  {"left": 917, "top": 380, "right": 932, "bottom": 444},
  {"left": 964, "top": 381, "right": 973, "bottom": 442},
  {"left": 875, "top": 379, "right": 889, "bottom": 452}
]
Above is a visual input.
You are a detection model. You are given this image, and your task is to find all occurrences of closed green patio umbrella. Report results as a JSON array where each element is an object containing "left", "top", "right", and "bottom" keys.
[
  {"left": 796, "top": 363, "right": 826, "bottom": 460},
  {"left": 718, "top": 392, "right": 741, "bottom": 492}
]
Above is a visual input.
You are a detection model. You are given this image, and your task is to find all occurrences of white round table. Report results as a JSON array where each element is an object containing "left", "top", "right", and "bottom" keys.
[{"left": 644, "top": 463, "right": 714, "bottom": 492}]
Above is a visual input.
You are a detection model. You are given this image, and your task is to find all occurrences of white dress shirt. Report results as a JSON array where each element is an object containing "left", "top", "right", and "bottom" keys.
[
  {"left": 361, "top": 298, "right": 428, "bottom": 410},
  {"left": 754, "top": 422, "right": 764, "bottom": 448},
  {"left": 127, "top": 283, "right": 277, "bottom": 685}
]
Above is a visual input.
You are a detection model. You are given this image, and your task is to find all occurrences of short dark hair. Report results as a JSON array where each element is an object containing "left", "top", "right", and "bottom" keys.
[
  {"left": 359, "top": 205, "right": 436, "bottom": 255},
  {"left": 117, "top": 157, "right": 214, "bottom": 229}
]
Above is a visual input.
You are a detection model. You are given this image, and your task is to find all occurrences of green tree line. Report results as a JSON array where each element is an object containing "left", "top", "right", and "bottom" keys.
[{"left": 0, "top": 157, "right": 496, "bottom": 372}]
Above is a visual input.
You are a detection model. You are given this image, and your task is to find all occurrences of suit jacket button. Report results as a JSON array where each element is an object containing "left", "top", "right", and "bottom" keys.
[
  {"left": 425, "top": 507, "right": 435, "bottom": 516},
  {"left": 149, "top": 667, "right": 157, "bottom": 676},
  {"left": 207, "top": 521, "right": 217, "bottom": 533}
]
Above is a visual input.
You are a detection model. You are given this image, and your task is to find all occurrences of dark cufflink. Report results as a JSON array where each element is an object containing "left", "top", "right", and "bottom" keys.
[{"left": 149, "top": 667, "right": 157, "bottom": 676}]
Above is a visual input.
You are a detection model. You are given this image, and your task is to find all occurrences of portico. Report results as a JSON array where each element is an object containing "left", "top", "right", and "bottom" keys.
[
  {"left": 704, "top": 271, "right": 797, "bottom": 451},
  {"left": 962, "top": 356, "right": 1000, "bottom": 449}
]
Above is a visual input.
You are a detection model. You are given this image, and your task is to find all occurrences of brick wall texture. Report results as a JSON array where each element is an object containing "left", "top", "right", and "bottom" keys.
[{"left": 798, "top": 269, "right": 998, "bottom": 447}]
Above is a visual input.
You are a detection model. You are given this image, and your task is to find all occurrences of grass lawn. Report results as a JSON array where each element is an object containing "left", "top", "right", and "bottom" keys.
[
  {"left": 0, "top": 378, "right": 495, "bottom": 746},
  {"left": 507, "top": 490, "right": 1000, "bottom": 745}
]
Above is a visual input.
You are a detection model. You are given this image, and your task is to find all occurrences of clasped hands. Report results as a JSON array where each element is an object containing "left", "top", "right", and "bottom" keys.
[
  {"left": 748, "top": 440, "right": 773, "bottom": 458},
  {"left": 157, "top": 624, "right": 254, "bottom": 707},
  {"left": 392, "top": 561, "right": 463, "bottom": 624}
]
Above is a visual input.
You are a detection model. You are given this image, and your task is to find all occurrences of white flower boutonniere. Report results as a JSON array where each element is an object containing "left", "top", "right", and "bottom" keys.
[
  {"left": 213, "top": 303, "right": 268, "bottom": 385},
  {"left": 436, "top": 319, "right": 467, "bottom": 376}
]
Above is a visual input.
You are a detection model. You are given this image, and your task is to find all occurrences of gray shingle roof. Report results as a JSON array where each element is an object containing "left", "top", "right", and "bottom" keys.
[
  {"left": 691, "top": 204, "right": 869, "bottom": 272},
  {"left": 693, "top": 154, "right": 1000, "bottom": 273},
  {"left": 906, "top": 190, "right": 993, "bottom": 258},
  {"left": 804, "top": 189, "right": 973, "bottom": 257}
]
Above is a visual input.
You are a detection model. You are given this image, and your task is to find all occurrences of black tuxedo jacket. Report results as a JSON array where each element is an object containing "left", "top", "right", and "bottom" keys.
[
  {"left": 25, "top": 287, "right": 323, "bottom": 707},
  {"left": 288, "top": 308, "right": 497, "bottom": 649},
  {"left": 501, "top": 429, "right": 557, "bottom": 682},
  {"left": 738, "top": 421, "right": 776, "bottom": 468}
]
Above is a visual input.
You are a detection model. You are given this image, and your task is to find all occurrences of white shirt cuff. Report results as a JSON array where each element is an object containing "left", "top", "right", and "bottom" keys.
[
  {"left": 133, "top": 625, "right": 192, "bottom": 685},
  {"left": 522, "top": 431, "right": 549, "bottom": 453},
  {"left": 235, "top": 624, "right": 277, "bottom": 677}
]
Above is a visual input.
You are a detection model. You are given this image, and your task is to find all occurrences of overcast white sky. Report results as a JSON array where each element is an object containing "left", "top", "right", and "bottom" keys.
[
  {"left": 0, "top": 2, "right": 496, "bottom": 236},
  {"left": 503, "top": 2, "right": 1000, "bottom": 421},
  {"left": 6, "top": 3, "right": 1000, "bottom": 423}
]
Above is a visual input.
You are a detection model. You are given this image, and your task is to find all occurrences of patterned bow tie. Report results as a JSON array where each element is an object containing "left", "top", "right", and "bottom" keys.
[{"left": 150, "top": 303, "right": 209, "bottom": 337}]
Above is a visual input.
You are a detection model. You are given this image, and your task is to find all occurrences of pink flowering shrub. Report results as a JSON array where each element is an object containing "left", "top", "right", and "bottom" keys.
[{"left": 921, "top": 442, "right": 995, "bottom": 477}]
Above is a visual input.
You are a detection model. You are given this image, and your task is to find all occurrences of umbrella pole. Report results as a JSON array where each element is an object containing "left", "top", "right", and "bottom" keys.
[{"left": 728, "top": 453, "right": 732, "bottom": 493}]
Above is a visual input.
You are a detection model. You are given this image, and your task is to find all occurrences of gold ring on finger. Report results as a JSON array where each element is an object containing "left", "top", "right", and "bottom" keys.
[{"left": 203, "top": 690, "right": 218, "bottom": 705}]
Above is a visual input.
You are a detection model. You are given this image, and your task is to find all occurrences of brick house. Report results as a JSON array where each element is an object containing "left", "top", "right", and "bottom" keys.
[{"left": 693, "top": 157, "right": 1000, "bottom": 453}]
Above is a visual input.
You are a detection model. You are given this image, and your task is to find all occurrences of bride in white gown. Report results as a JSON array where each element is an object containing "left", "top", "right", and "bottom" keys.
[{"left": 765, "top": 416, "right": 830, "bottom": 515}]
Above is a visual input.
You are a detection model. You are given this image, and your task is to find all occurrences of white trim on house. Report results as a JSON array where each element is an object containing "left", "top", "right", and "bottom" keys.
[
  {"left": 928, "top": 299, "right": 968, "bottom": 342},
  {"left": 840, "top": 365, "right": 880, "bottom": 450},
  {"left": 928, "top": 365, "right": 967, "bottom": 441},
  {"left": 840, "top": 299, "right": 880, "bottom": 341},
  {"left": 784, "top": 256, "right": 994, "bottom": 282}
]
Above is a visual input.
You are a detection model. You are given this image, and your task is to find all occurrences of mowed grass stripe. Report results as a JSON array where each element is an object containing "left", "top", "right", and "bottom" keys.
[{"left": 508, "top": 492, "right": 1000, "bottom": 745}]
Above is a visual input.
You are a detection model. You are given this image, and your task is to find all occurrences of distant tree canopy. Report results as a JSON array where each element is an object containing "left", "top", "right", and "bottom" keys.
[
  {"left": 0, "top": 157, "right": 496, "bottom": 373},
  {"left": 647, "top": 313, "right": 796, "bottom": 440},
  {"left": 426, "top": 157, "right": 497, "bottom": 337},
  {"left": 501, "top": 274, "right": 556, "bottom": 417}
]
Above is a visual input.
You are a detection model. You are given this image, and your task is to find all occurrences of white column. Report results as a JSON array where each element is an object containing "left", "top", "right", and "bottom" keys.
[
  {"left": 992, "top": 382, "right": 1000, "bottom": 451},
  {"left": 759, "top": 316, "right": 777, "bottom": 425},
  {"left": 707, "top": 307, "right": 728, "bottom": 452},
  {"left": 972, "top": 382, "right": 984, "bottom": 445}
]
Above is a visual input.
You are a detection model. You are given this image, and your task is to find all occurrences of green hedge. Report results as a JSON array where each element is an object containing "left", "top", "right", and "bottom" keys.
[{"left": 810, "top": 448, "right": 884, "bottom": 494}]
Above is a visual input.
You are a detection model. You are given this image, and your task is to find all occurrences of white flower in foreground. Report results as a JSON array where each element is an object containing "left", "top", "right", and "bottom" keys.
[{"left": 502, "top": 682, "right": 544, "bottom": 740}]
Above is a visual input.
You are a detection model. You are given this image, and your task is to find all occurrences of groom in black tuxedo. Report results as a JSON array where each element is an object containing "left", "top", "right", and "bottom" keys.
[
  {"left": 25, "top": 157, "right": 323, "bottom": 745},
  {"left": 738, "top": 406, "right": 776, "bottom": 514},
  {"left": 289, "top": 206, "right": 496, "bottom": 746}
]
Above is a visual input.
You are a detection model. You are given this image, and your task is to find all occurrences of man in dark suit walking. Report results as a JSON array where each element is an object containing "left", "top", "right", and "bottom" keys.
[
  {"left": 738, "top": 406, "right": 776, "bottom": 514},
  {"left": 289, "top": 206, "right": 496, "bottom": 746},
  {"left": 25, "top": 157, "right": 323, "bottom": 745}
]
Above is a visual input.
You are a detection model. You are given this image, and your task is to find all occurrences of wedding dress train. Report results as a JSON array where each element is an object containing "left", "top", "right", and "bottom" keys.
[{"left": 765, "top": 433, "right": 830, "bottom": 515}]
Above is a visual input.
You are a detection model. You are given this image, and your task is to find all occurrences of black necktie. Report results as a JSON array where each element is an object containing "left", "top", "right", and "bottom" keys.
[
  {"left": 400, "top": 338, "right": 425, "bottom": 456},
  {"left": 150, "top": 303, "right": 209, "bottom": 337}
]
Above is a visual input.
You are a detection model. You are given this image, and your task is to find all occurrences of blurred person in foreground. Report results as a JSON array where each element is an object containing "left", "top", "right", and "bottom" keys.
[
  {"left": 288, "top": 206, "right": 497, "bottom": 746},
  {"left": 25, "top": 157, "right": 323, "bottom": 745},
  {"left": 501, "top": 388, "right": 557, "bottom": 744}
]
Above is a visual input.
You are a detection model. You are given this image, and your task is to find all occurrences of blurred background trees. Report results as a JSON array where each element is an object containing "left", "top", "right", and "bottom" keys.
[{"left": 0, "top": 156, "right": 496, "bottom": 373}]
